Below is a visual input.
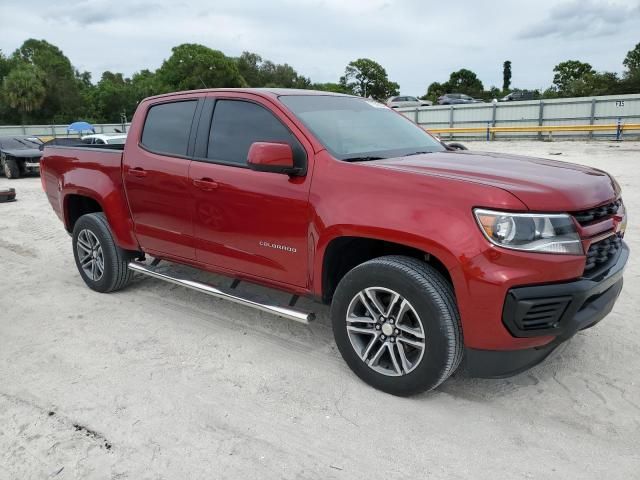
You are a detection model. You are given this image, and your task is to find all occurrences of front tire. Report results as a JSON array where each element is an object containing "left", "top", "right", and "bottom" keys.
[
  {"left": 331, "top": 256, "right": 462, "bottom": 396},
  {"left": 3, "top": 158, "right": 20, "bottom": 179},
  {"left": 72, "top": 213, "right": 134, "bottom": 293}
]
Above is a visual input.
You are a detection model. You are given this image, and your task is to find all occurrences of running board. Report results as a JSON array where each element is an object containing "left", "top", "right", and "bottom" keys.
[{"left": 127, "top": 261, "right": 315, "bottom": 324}]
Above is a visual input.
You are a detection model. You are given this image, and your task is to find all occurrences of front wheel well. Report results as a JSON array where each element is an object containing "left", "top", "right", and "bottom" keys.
[
  {"left": 65, "top": 194, "right": 103, "bottom": 232},
  {"left": 321, "top": 237, "right": 453, "bottom": 303}
]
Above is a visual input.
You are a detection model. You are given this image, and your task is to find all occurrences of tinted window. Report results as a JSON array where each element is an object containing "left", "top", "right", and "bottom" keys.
[
  {"left": 408, "top": 97, "right": 419, "bottom": 102},
  {"left": 141, "top": 100, "right": 197, "bottom": 156},
  {"left": 207, "top": 100, "right": 304, "bottom": 166}
]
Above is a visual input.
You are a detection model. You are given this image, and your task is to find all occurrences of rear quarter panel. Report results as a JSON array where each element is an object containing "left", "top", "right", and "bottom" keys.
[{"left": 41, "top": 147, "right": 139, "bottom": 250}]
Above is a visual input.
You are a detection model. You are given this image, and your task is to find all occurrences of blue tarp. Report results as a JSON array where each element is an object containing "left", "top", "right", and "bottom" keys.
[{"left": 67, "top": 121, "right": 95, "bottom": 134}]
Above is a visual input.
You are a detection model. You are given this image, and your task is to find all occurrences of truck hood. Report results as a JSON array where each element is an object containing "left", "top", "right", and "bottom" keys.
[{"left": 369, "top": 150, "right": 618, "bottom": 211}]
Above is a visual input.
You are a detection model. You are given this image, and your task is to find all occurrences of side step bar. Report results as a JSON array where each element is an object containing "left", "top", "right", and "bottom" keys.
[{"left": 128, "top": 261, "right": 315, "bottom": 324}]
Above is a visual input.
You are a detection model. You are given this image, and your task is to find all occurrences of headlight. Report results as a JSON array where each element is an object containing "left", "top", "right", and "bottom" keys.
[{"left": 474, "top": 209, "right": 583, "bottom": 255}]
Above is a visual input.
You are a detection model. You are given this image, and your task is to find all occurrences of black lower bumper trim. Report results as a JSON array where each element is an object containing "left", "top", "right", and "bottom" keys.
[
  {"left": 463, "top": 344, "right": 558, "bottom": 379},
  {"left": 466, "top": 242, "right": 629, "bottom": 378},
  {"left": 503, "top": 243, "right": 628, "bottom": 338}
]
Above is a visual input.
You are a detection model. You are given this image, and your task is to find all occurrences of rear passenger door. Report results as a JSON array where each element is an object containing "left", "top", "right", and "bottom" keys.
[
  {"left": 123, "top": 97, "right": 201, "bottom": 259},
  {"left": 189, "top": 94, "right": 313, "bottom": 288}
]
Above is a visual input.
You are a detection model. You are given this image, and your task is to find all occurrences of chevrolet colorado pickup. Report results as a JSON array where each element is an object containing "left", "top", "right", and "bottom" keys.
[{"left": 41, "top": 88, "right": 628, "bottom": 396}]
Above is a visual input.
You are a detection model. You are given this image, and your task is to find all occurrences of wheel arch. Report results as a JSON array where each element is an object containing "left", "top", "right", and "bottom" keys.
[
  {"left": 62, "top": 188, "right": 140, "bottom": 251},
  {"left": 317, "top": 233, "right": 457, "bottom": 304},
  {"left": 64, "top": 193, "right": 103, "bottom": 232}
]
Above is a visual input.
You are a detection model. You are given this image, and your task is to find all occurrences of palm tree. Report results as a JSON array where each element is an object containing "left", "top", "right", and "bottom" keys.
[{"left": 2, "top": 63, "right": 46, "bottom": 124}]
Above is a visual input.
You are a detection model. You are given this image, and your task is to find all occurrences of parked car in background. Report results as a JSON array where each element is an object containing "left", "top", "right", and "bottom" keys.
[
  {"left": 81, "top": 134, "right": 128, "bottom": 145},
  {"left": 0, "top": 136, "right": 43, "bottom": 179},
  {"left": 386, "top": 96, "right": 432, "bottom": 108},
  {"left": 437, "top": 93, "right": 483, "bottom": 105},
  {"left": 500, "top": 90, "right": 537, "bottom": 102}
]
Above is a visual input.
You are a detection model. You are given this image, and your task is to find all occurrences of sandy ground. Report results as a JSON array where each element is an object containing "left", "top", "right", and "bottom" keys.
[{"left": 1, "top": 140, "right": 639, "bottom": 479}]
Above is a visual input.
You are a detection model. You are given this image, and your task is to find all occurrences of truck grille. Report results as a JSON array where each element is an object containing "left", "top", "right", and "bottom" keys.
[
  {"left": 585, "top": 234, "right": 622, "bottom": 272},
  {"left": 573, "top": 200, "right": 621, "bottom": 225}
]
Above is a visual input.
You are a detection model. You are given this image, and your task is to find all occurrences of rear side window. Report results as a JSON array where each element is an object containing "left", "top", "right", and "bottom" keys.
[
  {"left": 207, "top": 100, "right": 304, "bottom": 166},
  {"left": 141, "top": 100, "right": 197, "bottom": 156}
]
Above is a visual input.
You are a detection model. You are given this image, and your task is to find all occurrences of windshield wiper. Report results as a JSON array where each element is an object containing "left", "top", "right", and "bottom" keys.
[
  {"left": 341, "top": 156, "right": 386, "bottom": 162},
  {"left": 403, "top": 151, "right": 432, "bottom": 156}
]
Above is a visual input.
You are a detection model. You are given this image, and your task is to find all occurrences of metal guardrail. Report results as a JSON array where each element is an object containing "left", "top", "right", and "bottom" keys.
[{"left": 426, "top": 123, "right": 640, "bottom": 141}]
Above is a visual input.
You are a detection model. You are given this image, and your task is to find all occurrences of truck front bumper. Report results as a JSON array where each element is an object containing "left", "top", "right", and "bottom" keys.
[{"left": 464, "top": 242, "right": 628, "bottom": 378}]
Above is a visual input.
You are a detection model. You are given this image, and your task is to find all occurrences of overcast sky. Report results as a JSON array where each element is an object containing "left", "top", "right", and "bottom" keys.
[{"left": 1, "top": 0, "right": 638, "bottom": 95}]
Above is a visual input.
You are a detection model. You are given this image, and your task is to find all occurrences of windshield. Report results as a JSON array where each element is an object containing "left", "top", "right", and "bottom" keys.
[
  {"left": 0, "top": 137, "right": 42, "bottom": 150},
  {"left": 279, "top": 95, "right": 445, "bottom": 160}
]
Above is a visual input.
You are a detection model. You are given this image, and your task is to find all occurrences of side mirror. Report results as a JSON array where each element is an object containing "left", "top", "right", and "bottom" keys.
[{"left": 247, "top": 142, "right": 302, "bottom": 175}]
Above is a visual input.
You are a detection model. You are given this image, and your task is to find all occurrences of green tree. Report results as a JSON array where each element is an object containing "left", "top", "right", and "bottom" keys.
[
  {"left": 12, "top": 39, "right": 83, "bottom": 122},
  {"left": 131, "top": 69, "right": 168, "bottom": 103},
  {"left": 235, "top": 51, "right": 311, "bottom": 88},
  {"left": 311, "top": 82, "right": 349, "bottom": 93},
  {"left": 158, "top": 43, "right": 245, "bottom": 91},
  {"left": 0, "top": 50, "right": 12, "bottom": 82},
  {"left": 447, "top": 69, "right": 484, "bottom": 96},
  {"left": 502, "top": 60, "right": 512, "bottom": 91},
  {"left": 236, "top": 51, "right": 264, "bottom": 86},
  {"left": 2, "top": 62, "right": 46, "bottom": 123},
  {"left": 423, "top": 81, "right": 447, "bottom": 103},
  {"left": 623, "top": 42, "right": 640, "bottom": 75},
  {"left": 88, "top": 71, "right": 137, "bottom": 123},
  {"left": 339, "top": 58, "right": 399, "bottom": 99},
  {"left": 552, "top": 60, "right": 595, "bottom": 95},
  {"left": 568, "top": 72, "right": 620, "bottom": 97}
]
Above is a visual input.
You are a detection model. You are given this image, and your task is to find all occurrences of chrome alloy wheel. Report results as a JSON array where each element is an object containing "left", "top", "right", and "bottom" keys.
[
  {"left": 77, "top": 229, "right": 105, "bottom": 281},
  {"left": 345, "top": 287, "right": 426, "bottom": 376}
]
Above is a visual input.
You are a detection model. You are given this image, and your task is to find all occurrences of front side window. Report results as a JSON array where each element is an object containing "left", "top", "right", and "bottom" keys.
[
  {"left": 141, "top": 100, "right": 197, "bottom": 156},
  {"left": 279, "top": 95, "right": 445, "bottom": 161},
  {"left": 207, "top": 100, "right": 304, "bottom": 166}
]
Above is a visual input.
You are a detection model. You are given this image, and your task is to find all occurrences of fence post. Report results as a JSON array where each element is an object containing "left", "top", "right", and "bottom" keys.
[
  {"left": 486, "top": 122, "right": 490, "bottom": 141},
  {"left": 589, "top": 98, "right": 596, "bottom": 140},
  {"left": 414, "top": 108, "right": 419, "bottom": 124},
  {"left": 449, "top": 106, "right": 454, "bottom": 140},
  {"left": 616, "top": 117, "right": 622, "bottom": 141},
  {"left": 491, "top": 102, "right": 497, "bottom": 141},
  {"left": 537, "top": 101, "right": 544, "bottom": 141}
]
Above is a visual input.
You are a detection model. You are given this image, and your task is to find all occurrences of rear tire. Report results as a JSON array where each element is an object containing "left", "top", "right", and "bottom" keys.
[
  {"left": 331, "top": 256, "right": 462, "bottom": 396},
  {"left": 72, "top": 213, "right": 134, "bottom": 293},
  {"left": 3, "top": 158, "right": 20, "bottom": 179}
]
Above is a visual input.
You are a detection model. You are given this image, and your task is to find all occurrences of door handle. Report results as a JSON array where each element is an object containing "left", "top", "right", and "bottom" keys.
[
  {"left": 192, "top": 177, "right": 219, "bottom": 191},
  {"left": 128, "top": 167, "right": 147, "bottom": 178}
]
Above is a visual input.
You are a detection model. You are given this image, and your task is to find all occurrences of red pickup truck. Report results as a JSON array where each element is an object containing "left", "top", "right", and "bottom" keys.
[{"left": 41, "top": 88, "right": 628, "bottom": 395}]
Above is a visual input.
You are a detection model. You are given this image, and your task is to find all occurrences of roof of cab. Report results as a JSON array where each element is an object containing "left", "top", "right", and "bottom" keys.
[{"left": 142, "top": 87, "right": 353, "bottom": 103}]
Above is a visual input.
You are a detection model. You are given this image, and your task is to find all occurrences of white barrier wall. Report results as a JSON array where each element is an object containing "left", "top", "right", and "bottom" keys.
[{"left": 399, "top": 93, "right": 640, "bottom": 139}]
